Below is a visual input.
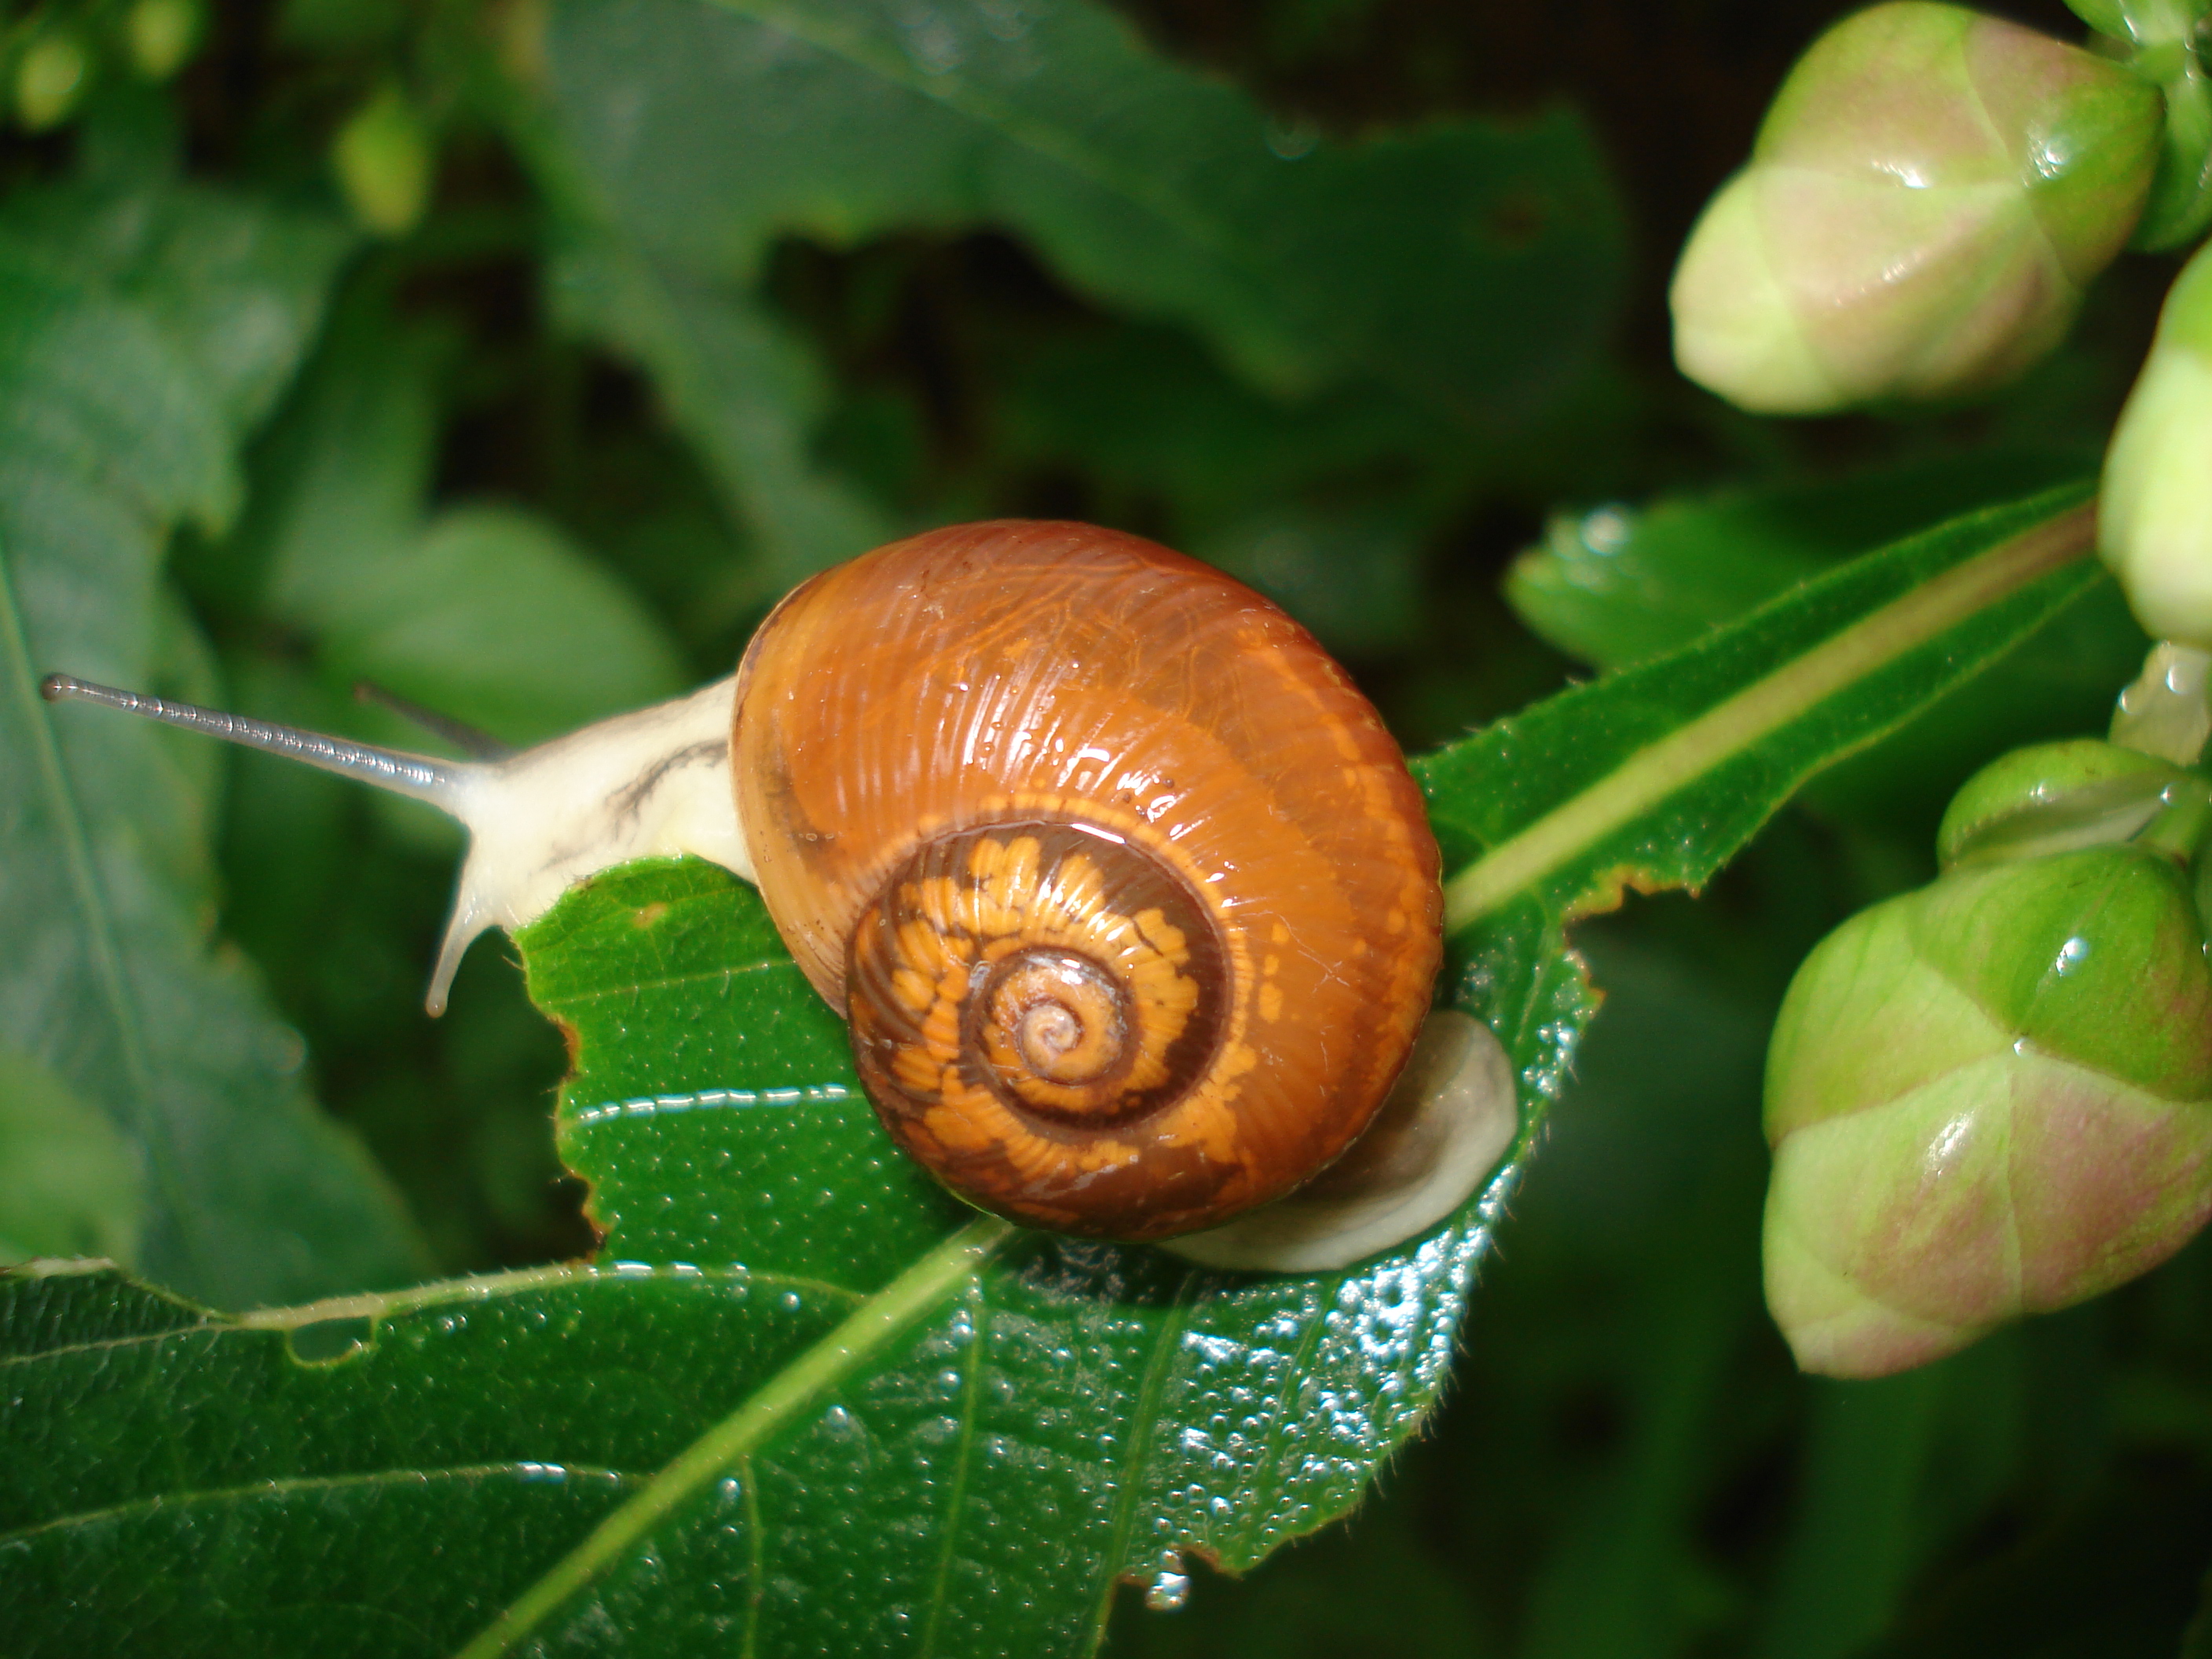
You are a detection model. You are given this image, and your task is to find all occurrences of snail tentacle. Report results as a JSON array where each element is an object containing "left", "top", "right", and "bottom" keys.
[{"left": 41, "top": 672, "right": 753, "bottom": 1013}]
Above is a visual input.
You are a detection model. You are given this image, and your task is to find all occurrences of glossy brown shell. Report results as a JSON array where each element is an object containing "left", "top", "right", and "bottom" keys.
[{"left": 731, "top": 521, "right": 1442, "bottom": 1240}]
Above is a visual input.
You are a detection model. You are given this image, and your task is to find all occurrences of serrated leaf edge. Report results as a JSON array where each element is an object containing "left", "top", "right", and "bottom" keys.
[{"left": 1442, "top": 499, "right": 2099, "bottom": 930}]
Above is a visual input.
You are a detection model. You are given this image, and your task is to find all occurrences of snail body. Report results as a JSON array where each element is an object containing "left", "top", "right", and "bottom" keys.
[{"left": 43, "top": 521, "right": 1502, "bottom": 1258}]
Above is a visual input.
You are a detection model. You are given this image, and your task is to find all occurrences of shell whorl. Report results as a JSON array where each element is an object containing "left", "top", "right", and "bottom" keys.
[{"left": 731, "top": 521, "right": 1442, "bottom": 1240}]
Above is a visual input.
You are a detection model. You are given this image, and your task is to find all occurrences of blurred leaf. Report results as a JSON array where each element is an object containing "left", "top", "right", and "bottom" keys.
[
  {"left": 0, "top": 174, "right": 431, "bottom": 1309},
  {"left": 1193, "top": 499, "right": 1426, "bottom": 657},
  {"left": 1752, "top": 1371, "right": 1950, "bottom": 1659},
  {"left": 2184, "top": 1558, "right": 2212, "bottom": 1659},
  {"left": 1507, "top": 453, "right": 2094, "bottom": 674},
  {"left": 225, "top": 291, "right": 688, "bottom": 748},
  {"left": 497, "top": 0, "right": 1624, "bottom": 581},
  {"left": 539, "top": 0, "right": 1623, "bottom": 424},
  {"left": 545, "top": 233, "right": 896, "bottom": 593},
  {"left": 994, "top": 323, "right": 1446, "bottom": 533},
  {"left": 1503, "top": 457, "right": 2148, "bottom": 835},
  {"left": 318, "top": 504, "right": 687, "bottom": 746},
  {"left": 1855, "top": 1463, "right": 2212, "bottom": 1659},
  {"left": 0, "top": 486, "right": 2120, "bottom": 1654},
  {"left": 0, "top": 1041, "right": 143, "bottom": 1264},
  {"left": 0, "top": 176, "right": 346, "bottom": 436},
  {"left": 1504, "top": 932, "right": 1771, "bottom": 1659}
]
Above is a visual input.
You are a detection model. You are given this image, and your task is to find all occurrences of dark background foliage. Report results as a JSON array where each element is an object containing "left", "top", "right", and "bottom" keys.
[{"left": 5, "top": 0, "right": 2207, "bottom": 1651}]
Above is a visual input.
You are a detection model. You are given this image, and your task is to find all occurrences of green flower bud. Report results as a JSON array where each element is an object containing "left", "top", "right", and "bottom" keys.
[
  {"left": 332, "top": 84, "right": 433, "bottom": 239},
  {"left": 1672, "top": 3, "right": 2163, "bottom": 414},
  {"left": 2071, "top": 0, "right": 2212, "bottom": 249},
  {"left": 1765, "top": 844, "right": 2212, "bottom": 1377},
  {"left": 1936, "top": 738, "right": 2193, "bottom": 867},
  {"left": 2100, "top": 242, "right": 2212, "bottom": 646},
  {"left": 2134, "top": 65, "right": 2212, "bottom": 252},
  {"left": 2064, "top": 0, "right": 2210, "bottom": 45},
  {"left": 125, "top": 0, "right": 203, "bottom": 82},
  {"left": 2064, "top": 0, "right": 2136, "bottom": 37},
  {"left": 15, "top": 32, "right": 91, "bottom": 132}
]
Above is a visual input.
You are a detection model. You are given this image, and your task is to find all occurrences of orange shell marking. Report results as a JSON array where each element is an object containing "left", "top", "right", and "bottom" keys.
[{"left": 731, "top": 521, "right": 1442, "bottom": 1240}]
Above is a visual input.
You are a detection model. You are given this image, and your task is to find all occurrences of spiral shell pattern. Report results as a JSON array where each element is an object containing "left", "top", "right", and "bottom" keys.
[{"left": 731, "top": 521, "right": 1441, "bottom": 1239}]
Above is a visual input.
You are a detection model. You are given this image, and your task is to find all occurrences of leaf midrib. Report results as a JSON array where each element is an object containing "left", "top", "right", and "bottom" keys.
[
  {"left": 1, "top": 1260, "right": 866, "bottom": 1373},
  {"left": 916, "top": 1276, "right": 990, "bottom": 1659},
  {"left": 0, "top": 1464, "right": 644, "bottom": 1550},
  {"left": 0, "top": 541, "right": 198, "bottom": 1283},
  {"left": 1090, "top": 1272, "right": 1199, "bottom": 1630},
  {"left": 455, "top": 1214, "right": 1014, "bottom": 1659},
  {"left": 1442, "top": 499, "right": 2099, "bottom": 930}
]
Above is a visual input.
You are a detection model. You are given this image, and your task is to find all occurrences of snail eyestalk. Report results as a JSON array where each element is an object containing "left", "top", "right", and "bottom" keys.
[
  {"left": 40, "top": 674, "right": 475, "bottom": 804},
  {"left": 353, "top": 679, "right": 515, "bottom": 761},
  {"left": 39, "top": 672, "right": 753, "bottom": 1014}
]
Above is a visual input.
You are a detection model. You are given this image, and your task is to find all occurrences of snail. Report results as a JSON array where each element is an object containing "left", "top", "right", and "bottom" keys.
[{"left": 41, "top": 521, "right": 1519, "bottom": 1266}]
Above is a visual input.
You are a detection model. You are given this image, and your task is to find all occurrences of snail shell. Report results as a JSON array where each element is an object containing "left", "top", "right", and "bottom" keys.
[{"left": 731, "top": 522, "right": 1443, "bottom": 1240}]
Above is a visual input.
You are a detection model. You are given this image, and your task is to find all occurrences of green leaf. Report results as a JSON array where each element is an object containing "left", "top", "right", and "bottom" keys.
[
  {"left": 1506, "top": 453, "right": 2085, "bottom": 674},
  {"left": 0, "top": 486, "right": 2111, "bottom": 1653},
  {"left": 1851, "top": 1459, "right": 2212, "bottom": 1657},
  {"left": 994, "top": 322, "right": 1448, "bottom": 529},
  {"left": 545, "top": 233, "right": 897, "bottom": 593},
  {"left": 498, "top": 0, "right": 1623, "bottom": 582},
  {"left": 227, "top": 293, "right": 690, "bottom": 748},
  {"left": 0, "top": 175, "right": 431, "bottom": 1309},
  {"left": 989, "top": 324, "right": 1457, "bottom": 654},
  {"left": 1503, "top": 458, "right": 2147, "bottom": 831},
  {"left": 317, "top": 503, "right": 690, "bottom": 747},
  {"left": 540, "top": 0, "right": 1624, "bottom": 423},
  {"left": 1433, "top": 488, "right": 2104, "bottom": 1127},
  {"left": 0, "top": 1041, "right": 143, "bottom": 1265}
]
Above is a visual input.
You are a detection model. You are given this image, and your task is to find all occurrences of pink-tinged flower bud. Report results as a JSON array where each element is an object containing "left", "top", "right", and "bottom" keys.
[
  {"left": 2100, "top": 240, "right": 2212, "bottom": 646},
  {"left": 1764, "top": 838, "right": 2212, "bottom": 1377},
  {"left": 1672, "top": 3, "right": 2163, "bottom": 413}
]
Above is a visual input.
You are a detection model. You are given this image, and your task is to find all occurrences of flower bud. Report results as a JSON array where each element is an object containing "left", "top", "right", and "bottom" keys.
[
  {"left": 332, "top": 84, "right": 433, "bottom": 239},
  {"left": 15, "top": 32, "right": 91, "bottom": 132},
  {"left": 1672, "top": 3, "right": 2163, "bottom": 413},
  {"left": 2067, "top": 0, "right": 2212, "bottom": 250},
  {"left": 125, "top": 0, "right": 203, "bottom": 82},
  {"left": 1936, "top": 738, "right": 2192, "bottom": 867},
  {"left": 2100, "top": 240, "right": 2212, "bottom": 646},
  {"left": 1764, "top": 844, "right": 2212, "bottom": 1377}
]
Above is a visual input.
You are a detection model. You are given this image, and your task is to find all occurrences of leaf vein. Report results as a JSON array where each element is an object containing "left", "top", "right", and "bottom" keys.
[
  {"left": 917, "top": 1276, "right": 990, "bottom": 1659},
  {"left": 1091, "top": 1270, "right": 1199, "bottom": 1629},
  {"left": 0, "top": 1463, "right": 643, "bottom": 1548}
]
